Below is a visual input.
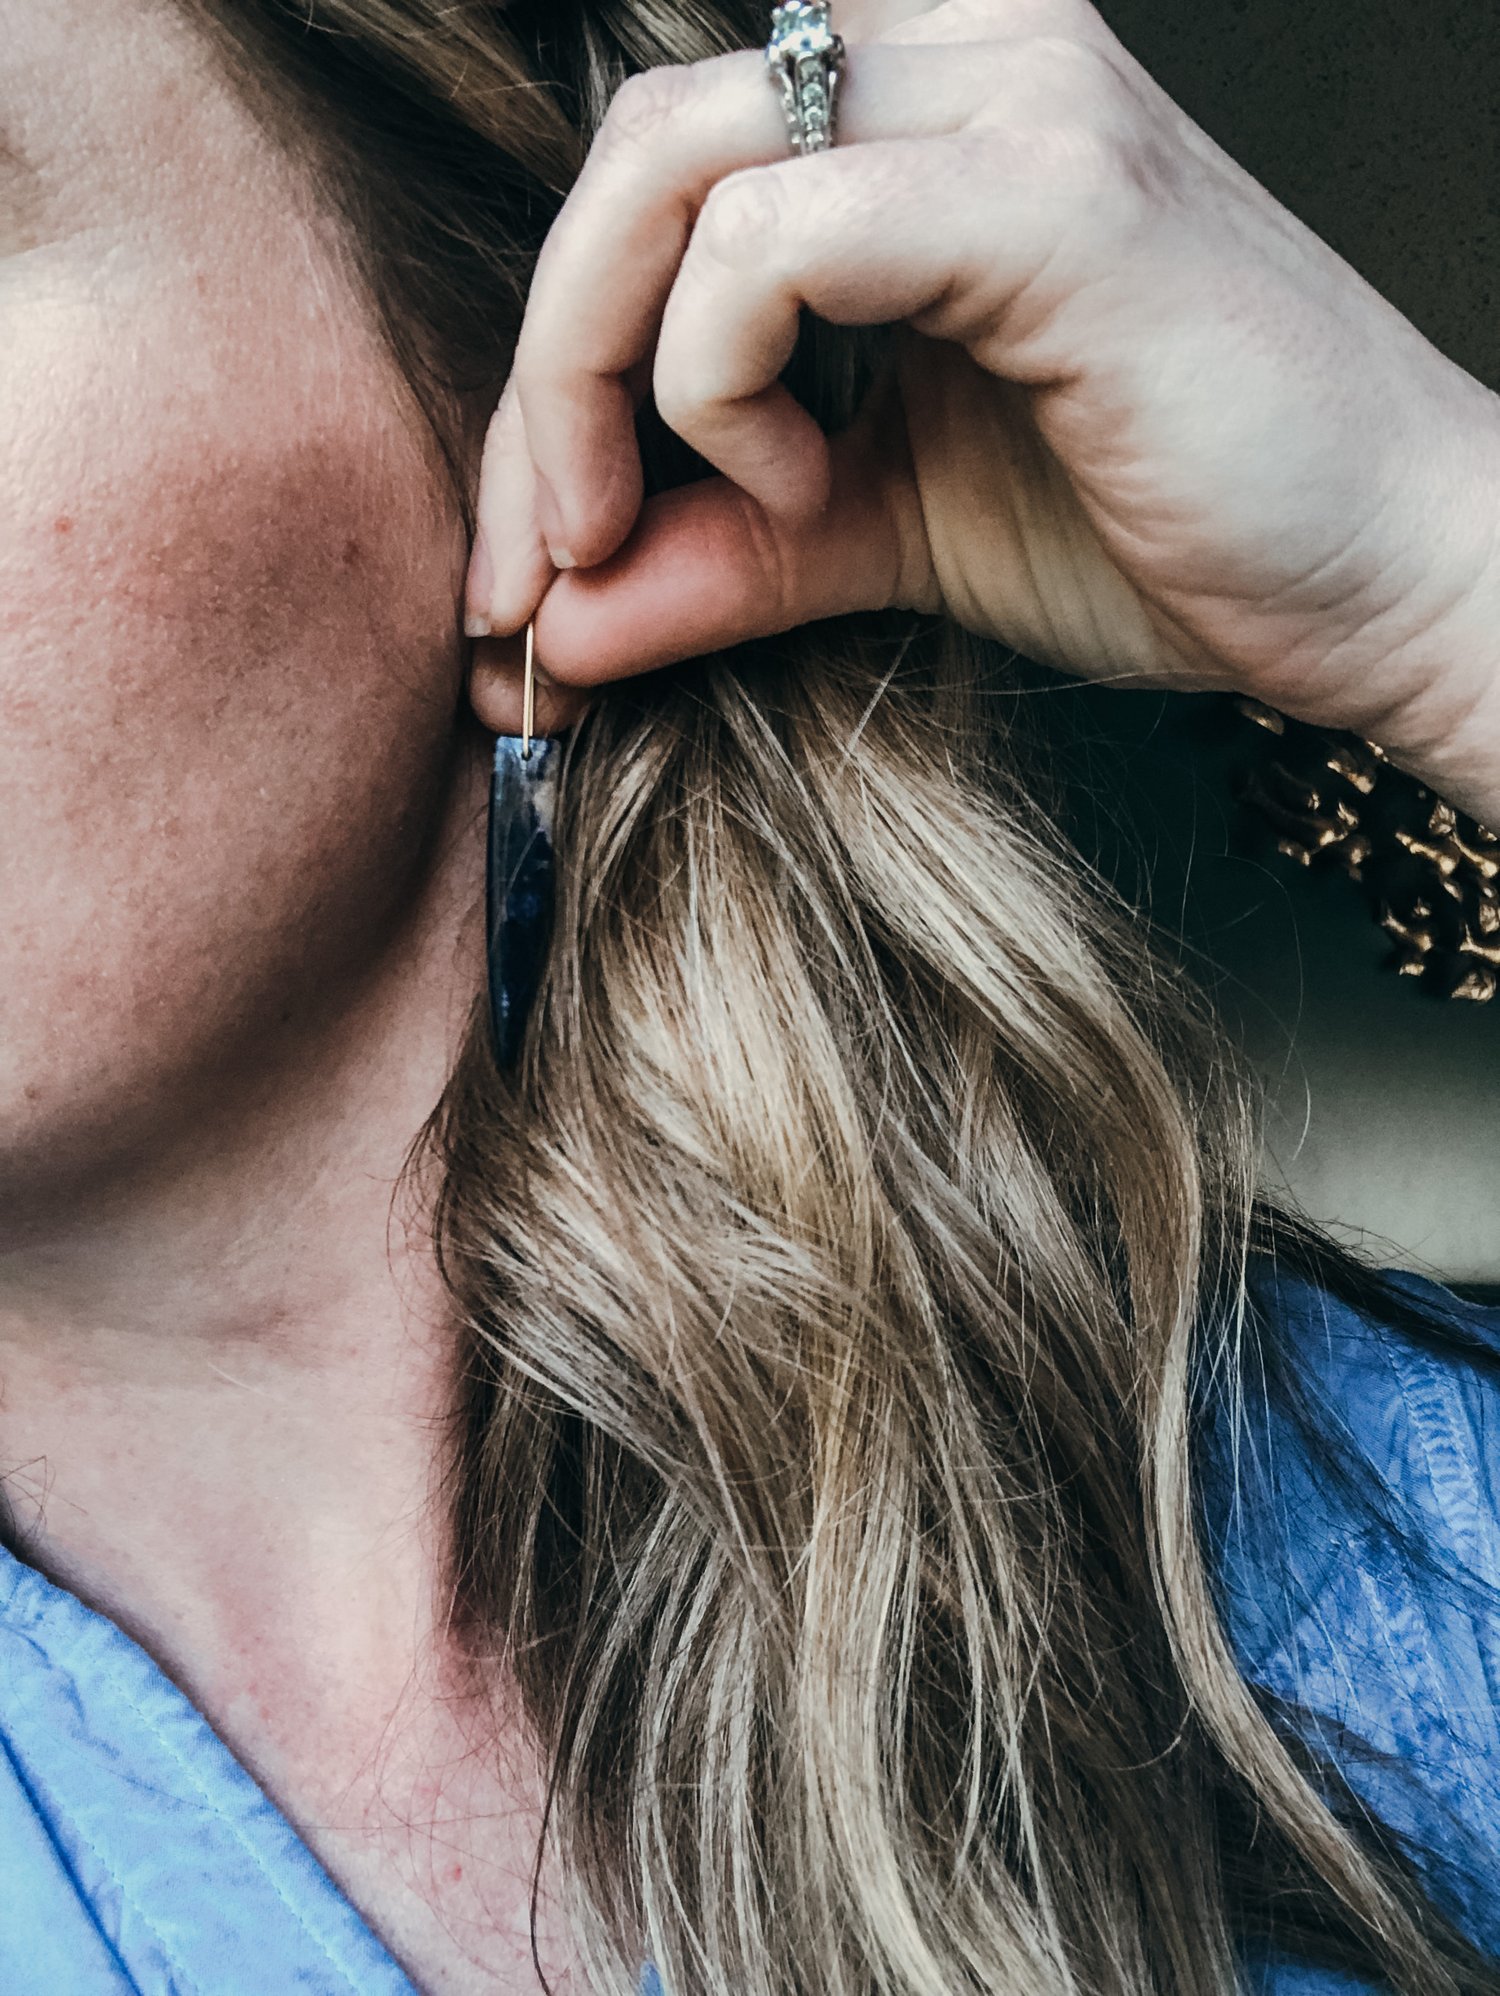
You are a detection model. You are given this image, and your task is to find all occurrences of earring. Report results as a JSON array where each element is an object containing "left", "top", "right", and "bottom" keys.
[{"left": 486, "top": 621, "right": 558, "bottom": 1067}]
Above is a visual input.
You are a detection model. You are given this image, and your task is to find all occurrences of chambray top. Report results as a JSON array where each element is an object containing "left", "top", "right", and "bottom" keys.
[{"left": 1, "top": 1266, "right": 1498, "bottom": 1994}]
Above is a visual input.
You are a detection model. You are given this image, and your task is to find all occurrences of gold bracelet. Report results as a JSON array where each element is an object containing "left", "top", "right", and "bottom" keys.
[{"left": 1234, "top": 696, "right": 1500, "bottom": 1000}]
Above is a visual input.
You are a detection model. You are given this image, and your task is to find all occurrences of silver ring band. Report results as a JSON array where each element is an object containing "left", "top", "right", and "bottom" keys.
[{"left": 765, "top": 2, "right": 846, "bottom": 155}]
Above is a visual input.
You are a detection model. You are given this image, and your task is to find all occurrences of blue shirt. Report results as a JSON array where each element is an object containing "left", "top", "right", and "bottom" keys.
[{"left": 2, "top": 1265, "right": 1498, "bottom": 1994}]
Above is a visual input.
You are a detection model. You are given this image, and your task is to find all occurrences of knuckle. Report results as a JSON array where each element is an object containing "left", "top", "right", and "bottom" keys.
[
  {"left": 1045, "top": 119, "right": 1134, "bottom": 197},
  {"left": 1015, "top": 32, "right": 1126, "bottom": 118},
  {"left": 599, "top": 64, "right": 700, "bottom": 154},
  {"left": 998, "top": 36, "right": 1161, "bottom": 207},
  {"left": 902, "top": 0, "right": 1115, "bottom": 54},
  {"left": 1022, "top": 0, "right": 1115, "bottom": 39},
  {"left": 650, "top": 354, "right": 708, "bottom": 440},
  {"left": 694, "top": 167, "right": 788, "bottom": 270}
]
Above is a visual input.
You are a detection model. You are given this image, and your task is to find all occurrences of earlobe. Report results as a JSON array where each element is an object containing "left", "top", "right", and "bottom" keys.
[
  {"left": 468, "top": 630, "right": 589, "bottom": 738},
  {"left": 467, "top": 629, "right": 527, "bottom": 733}
]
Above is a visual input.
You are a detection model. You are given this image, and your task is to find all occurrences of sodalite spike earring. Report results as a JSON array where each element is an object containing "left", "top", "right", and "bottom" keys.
[{"left": 486, "top": 621, "right": 558, "bottom": 1068}]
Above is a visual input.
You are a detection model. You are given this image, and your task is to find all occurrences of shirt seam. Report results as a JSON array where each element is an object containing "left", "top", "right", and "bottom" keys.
[
  {"left": 1, "top": 1726, "right": 189, "bottom": 1996},
  {"left": 80, "top": 1641, "right": 376, "bottom": 1996}
]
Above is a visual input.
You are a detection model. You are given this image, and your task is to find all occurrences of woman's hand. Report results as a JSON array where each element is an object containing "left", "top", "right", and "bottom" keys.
[{"left": 466, "top": 0, "right": 1500, "bottom": 820}]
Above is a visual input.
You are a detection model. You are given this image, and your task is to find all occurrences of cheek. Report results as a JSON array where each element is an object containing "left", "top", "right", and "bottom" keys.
[{"left": 0, "top": 279, "right": 469, "bottom": 1174}]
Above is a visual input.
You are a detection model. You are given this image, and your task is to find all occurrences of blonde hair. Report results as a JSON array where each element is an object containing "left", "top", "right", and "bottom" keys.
[{"left": 188, "top": 3, "right": 1499, "bottom": 1989}]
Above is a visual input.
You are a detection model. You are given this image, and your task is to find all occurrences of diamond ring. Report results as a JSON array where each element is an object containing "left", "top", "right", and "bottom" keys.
[{"left": 765, "top": 1, "right": 846, "bottom": 155}]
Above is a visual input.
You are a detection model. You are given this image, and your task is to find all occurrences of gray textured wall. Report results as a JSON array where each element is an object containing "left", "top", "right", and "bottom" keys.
[{"left": 1040, "top": 1, "right": 1500, "bottom": 1282}]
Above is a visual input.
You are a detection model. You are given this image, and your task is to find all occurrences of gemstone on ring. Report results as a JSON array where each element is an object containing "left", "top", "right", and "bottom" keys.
[{"left": 765, "top": 1, "right": 846, "bottom": 155}]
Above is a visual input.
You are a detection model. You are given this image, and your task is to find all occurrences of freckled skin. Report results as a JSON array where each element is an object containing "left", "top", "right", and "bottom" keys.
[
  {"left": 0, "top": 0, "right": 476, "bottom": 1226},
  {"left": 0, "top": 8, "right": 579, "bottom": 1988}
]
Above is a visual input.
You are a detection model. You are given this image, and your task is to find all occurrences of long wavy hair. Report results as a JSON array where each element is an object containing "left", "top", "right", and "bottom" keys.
[{"left": 185, "top": 2, "right": 1498, "bottom": 1990}]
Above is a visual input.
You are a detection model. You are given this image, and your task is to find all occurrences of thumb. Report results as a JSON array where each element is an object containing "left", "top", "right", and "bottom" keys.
[{"left": 526, "top": 417, "right": 933, "bottom": 687}]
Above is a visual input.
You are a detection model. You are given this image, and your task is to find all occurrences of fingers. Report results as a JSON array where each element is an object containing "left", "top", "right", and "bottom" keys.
[
  {"left": 651, "top": 108, "right": 1136, "bottom": 489},
  {"left": 652, "top": 138, "right": 982, "bottom": 502},
  {"left": 464, "top": 0, "right": 1141, "bottom": 678},
  {"left": 465, "top": 378, "right": 554, "bottom": 639},
  {"left": 836, "top": 0, "right": 949, "bottom": 35},
  {"left": 507, "top": 407, "right": 936, "bottom": 686},
  {"left": 472, "top": 37, "right": 1002, "bottom": 620},
  {"left": 879, "top": 0, "right": 1113, "bottom": 44}
]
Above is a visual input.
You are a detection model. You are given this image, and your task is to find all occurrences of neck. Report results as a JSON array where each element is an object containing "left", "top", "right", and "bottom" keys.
[
  {"left": 0, "top": 751, "right": 586, "bottom": 1990},
  {"left": 0, "top": 760, "right": 487, "bottom": 1696}
]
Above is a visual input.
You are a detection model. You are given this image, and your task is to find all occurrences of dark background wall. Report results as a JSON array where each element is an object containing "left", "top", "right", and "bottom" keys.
[
  {"left": 1030, "top": 0, "right": 1500, "bottom": 1281},
  {"left": 1103, "top": 0, "right": 1499, "bottom": 389}
]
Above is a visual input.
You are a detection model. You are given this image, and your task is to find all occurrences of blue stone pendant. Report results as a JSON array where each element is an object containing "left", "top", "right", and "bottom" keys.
[{"left": 486, "top": 732, "right": 558, "bottom": 1068}]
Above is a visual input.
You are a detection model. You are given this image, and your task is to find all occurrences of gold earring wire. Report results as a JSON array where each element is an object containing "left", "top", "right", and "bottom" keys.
[{"left": 522, "top": 620, "right": 536, "bottom": 762}]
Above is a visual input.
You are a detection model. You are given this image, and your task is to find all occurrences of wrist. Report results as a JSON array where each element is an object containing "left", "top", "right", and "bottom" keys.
[{"left": 1347, "top": 376, "right": 1500, "bottom": 828}]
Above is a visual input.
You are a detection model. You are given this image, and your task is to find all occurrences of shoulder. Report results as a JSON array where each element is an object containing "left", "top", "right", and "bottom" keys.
[
  {"left": 0, "top": 1540, "right": 417, "bottom": 1996},
  {"left": 1201, "top": 1261, "right": 1500, "bottom": 1949},
  {"left": 1235, "top": 1262, "right": 1500, "bottom": 1595}
]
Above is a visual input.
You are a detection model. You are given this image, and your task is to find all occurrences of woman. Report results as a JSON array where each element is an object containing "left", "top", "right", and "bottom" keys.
[{"left": 1, "top": 0, "right": 1497, "bottom": 1991}]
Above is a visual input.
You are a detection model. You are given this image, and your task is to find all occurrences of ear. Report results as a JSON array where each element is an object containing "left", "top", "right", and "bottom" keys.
[{"left": 468, "top": 631, "right": 590, "bottom": 740}]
